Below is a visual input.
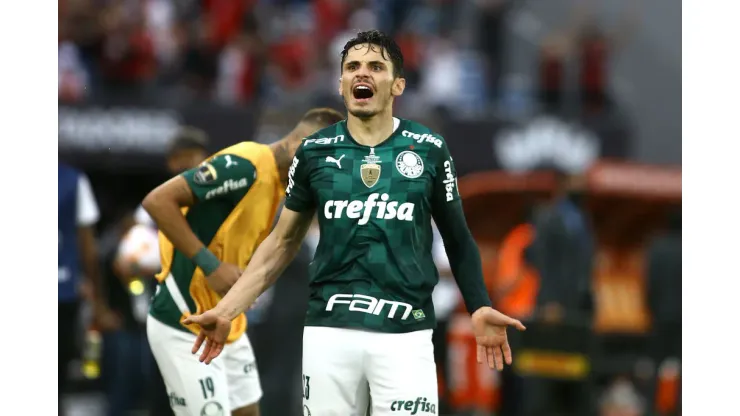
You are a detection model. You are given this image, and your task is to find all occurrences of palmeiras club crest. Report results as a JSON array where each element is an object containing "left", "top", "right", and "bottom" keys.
[
  {"left": 395, "top": 150, "right": 424, "bottom": 178},
  {"left": 360, "top": 148, "right": 381, "bottom": 188}
]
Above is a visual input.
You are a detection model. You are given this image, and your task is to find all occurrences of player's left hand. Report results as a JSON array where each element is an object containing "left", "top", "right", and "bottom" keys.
[
  {"left": 183, "top": 309, "right": 232, "bottom": 365},
  {"left": 471, "top": 307, "right": 526, "bottom": 371}
]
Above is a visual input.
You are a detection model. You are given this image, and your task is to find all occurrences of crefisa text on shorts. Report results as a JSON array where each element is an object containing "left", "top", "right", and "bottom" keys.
[{"left": 390, "top": 397, "right": 436, "bottom": 414}]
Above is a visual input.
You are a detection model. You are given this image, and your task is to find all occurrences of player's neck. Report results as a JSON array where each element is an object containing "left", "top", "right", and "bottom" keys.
[
  {"left": 346, "top": 110, "right": 395, "bottom": 147},
  {"left": 270, "top": 136, "right": 297, "bottom": 187}
]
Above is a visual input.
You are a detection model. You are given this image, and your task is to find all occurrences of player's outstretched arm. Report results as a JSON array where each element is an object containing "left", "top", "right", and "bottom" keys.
[
  {"left": 212, "top": 207, "right": 314, "bottom": 321},
  {"left": 432, "top": 145, "right": 525, "bottom": 370},
  {"left": 183, "top": 207, "right": 313, "bottom": 364},
  {"left": 435, "top": 201, "right": 526, "bottom": 370},
  {"left": 205, "top": 141, "right": 317, "bottom": 320}
]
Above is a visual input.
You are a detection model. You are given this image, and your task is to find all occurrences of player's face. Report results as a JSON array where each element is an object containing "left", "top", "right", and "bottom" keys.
[
  {"left": 339, "top": 43, "right": 405, "bottom": 119},
  {"left": 167, "top": 149, "right": 207, "bottom": 174}
]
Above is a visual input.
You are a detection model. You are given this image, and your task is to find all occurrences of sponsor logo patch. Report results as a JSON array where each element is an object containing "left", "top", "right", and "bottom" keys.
[
  {"left": 323, "top": 193, "right": 415, "bottom": 225},
  {"left": 360, "top": 148, "right": 382, "bottom": 188},
  {"left": 402, "top": 130, "right": 442, "bottom": 148},
  {"left": 390, "top": 397, "right": 437, "bottom": 414},
  {"left": 194, "top": 163, "right": 217, "bottom": 184}
]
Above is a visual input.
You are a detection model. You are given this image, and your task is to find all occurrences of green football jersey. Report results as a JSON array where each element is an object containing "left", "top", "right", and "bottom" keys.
[
  {"left": 284, "top": 117, "right": 461, "bottom": 333},
  {"left": 150, "top": 152, "right": 258, "bottom": 332}
]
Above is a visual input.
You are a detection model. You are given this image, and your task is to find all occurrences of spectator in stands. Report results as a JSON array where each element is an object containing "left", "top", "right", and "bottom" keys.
[
  {"left": 395, "top": 27, "right": 423, "bottom": 91},
  {"left": 374, "top": 0, "right": 415, "bottom": 37},
  {"left": 475, "top": 0, "right": 512, "bottom": 100},
  {"left": 646, "top": 207, "right": 681, "bottom": 413},
  {"left": 646, "top": 208, "right": 681, "bottom": 359},
  {"left": 268, "top": 10, "right": 315, "bottom": 97},
  {"left": 100, "top": 212, "right": 155, "bottom": 416},
  {"left": 59, "top": 36, "right": 90, "bottom": 102},
  {"left": 181, "top": 20, "right": 220, "bottom": 98},
  {"left": 215, "top": 14, "right": 266, "bottom": 104},
  {"left": 575, "top": 0, "right": 639, "bottom": 114},
  {"left": 62, "top": 0, "right": 106, "bottom": 86},
  {"left": 537, "top": 32, "right": 569, "bottom": 113},
  {"left": 145, "top": 0, "right": 178, "bottom": 73},
  {"left": 203, "top": 0, "right": 255, "bottom": 51},
  {"left": 566, "top": 0, "right": 641, "bottom": 113},
  {"left": 519, "top": 169, "right": 595, "bottom": 415},
  {"left": 99, "top": 1, "right": 156, "bottom": 90},
  {"left": 420, "top": 34, "right": 464, "bottom": 114},
  {"left": 315, "top": 0, "right": 351, "bottom": 47},
  {"left": 59, "top": 163, "right": 119, "bottom": 416},
  {"left": 528, "top": 170, "right": 594, "bottom": 324}
]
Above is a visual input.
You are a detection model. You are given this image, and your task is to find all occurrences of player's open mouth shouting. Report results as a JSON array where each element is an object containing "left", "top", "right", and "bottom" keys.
[{"left": 352, "top": 82, "right": 375, "bottom": 103}]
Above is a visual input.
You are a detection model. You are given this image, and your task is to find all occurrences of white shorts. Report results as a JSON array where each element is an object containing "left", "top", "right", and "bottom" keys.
[
  {"left": 147, "top": 315, "right": 263, "bottom": 415},
  {"left": 302, "top": 326, "right": 438, "bottom": 416}
]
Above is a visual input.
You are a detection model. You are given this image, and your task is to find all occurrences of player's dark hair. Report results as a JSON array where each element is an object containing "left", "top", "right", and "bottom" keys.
[
  {"left": 166, "top": 127, "right": 209, "bottom": 157},
  {"left": 301, "top": 108, "right": 345, "bottom": 128},
  {"left": 340, "top": 30, "right": 404, "bottom": 78}
]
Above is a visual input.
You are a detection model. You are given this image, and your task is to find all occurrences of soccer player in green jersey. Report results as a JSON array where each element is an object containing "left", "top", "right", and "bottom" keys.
[{"left": 185, "top": 30, "right": 526, "bottom": 415}]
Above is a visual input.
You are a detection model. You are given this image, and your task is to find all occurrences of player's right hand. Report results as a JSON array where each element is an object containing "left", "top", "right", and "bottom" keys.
[
  {"left": 205, "top": 262, "right": 242, "bottom": 296},
  {"left": 183, "top": 310, "right": 231, "bottom": 364}
]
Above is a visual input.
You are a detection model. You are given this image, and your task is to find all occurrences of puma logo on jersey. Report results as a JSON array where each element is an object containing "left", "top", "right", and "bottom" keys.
[
  {"left": 325, "top": 154, "right": 345, "bottom": 169},
  {"left": 442, "top": 160, "right": 458, "bottom": 202},
  {"left": 324, "top": 193, "right": 415, "bottom": 225},
  {"left": 205, "top": 178, "right": 248, "bottom": 200},
  {"left": 224, "top": 155, "right": 238, "bottom": 168},
  {"left": 402, "top": 130, "right": 442, "bottom": 148}
]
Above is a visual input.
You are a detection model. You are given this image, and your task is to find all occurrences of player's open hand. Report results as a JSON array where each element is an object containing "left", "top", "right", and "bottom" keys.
[
  {"left": 471, "top": 307, "right": 526, "bottom": 371},
  {"left": 183, "top": 310, "right": 232, "bottom": 364}
]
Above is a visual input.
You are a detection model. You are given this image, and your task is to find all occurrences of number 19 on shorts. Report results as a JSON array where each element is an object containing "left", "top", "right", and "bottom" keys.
[{"left": 199, "top": 377, "right": 215, "bottom": 399}]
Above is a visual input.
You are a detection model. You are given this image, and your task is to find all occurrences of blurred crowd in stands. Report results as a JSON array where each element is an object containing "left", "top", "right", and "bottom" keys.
[{"left": 59, "top": 0, "right": 637, "bottom": 119}]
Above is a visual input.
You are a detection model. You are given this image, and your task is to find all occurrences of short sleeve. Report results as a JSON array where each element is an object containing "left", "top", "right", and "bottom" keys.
[
  {"left": 134, "top": 205, "right": 154, "bottom": 227},
  {"left": 77, "top": 173, "right": 100, "bottom": 226},
  {"left": 284, "top": 144, "right": 314, "bottom": 212},
  {"left": 431, "top": 142, "right": 461, "bottom": 214},
  {"left": 182, "top": 153, "right": 257, "bottom": 203}
]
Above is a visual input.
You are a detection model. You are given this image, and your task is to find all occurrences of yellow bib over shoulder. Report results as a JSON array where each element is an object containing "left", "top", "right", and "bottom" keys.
[{"left": 153, "top": 141, "right": 284, "bottom": 343}]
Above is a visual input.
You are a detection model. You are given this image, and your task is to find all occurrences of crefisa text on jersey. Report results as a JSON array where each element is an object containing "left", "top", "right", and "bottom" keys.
[
  {"left": 401, "top": 130, "right": 442, "bottom": 148},
  {"left": 324, "top": 193, "right": 415, "bottom": 225},
  {"left": 204, "top": 178, "right": 249, "bottom": 200},
  {"left": 286, "top": 156, "right": 299, "bottom": 195},
  {"left": 442, "top": 159, "right": 457, "bottom": 202}
]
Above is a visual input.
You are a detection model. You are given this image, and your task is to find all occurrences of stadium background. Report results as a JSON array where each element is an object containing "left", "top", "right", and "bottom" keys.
[{"left": 58, "top": 0, "right": 681, "bottom": 415}]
